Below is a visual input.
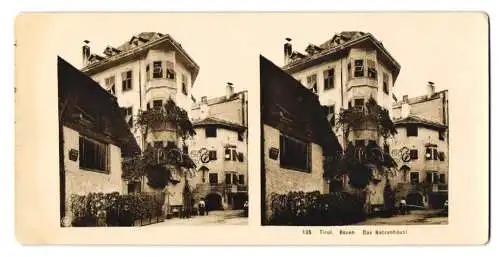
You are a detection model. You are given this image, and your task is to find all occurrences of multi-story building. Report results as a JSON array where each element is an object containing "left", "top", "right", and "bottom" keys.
[
  {"left": 390, "top": 82, "right": 449, "bottom": 208},
  {"left": 186, "top": 84, "right": 248, "bottom": 210},
  {"left": 281, "top": 31, "right": 401, "bottom": 201},
  {"left": 58, "top": 57, "right": 140, "bottom": 220},
  {"left": 260, "top": 55, "right": 342, "bottom": 223},
  {"left": 80, "top": 32, "right": 200, "bottom": 205}
]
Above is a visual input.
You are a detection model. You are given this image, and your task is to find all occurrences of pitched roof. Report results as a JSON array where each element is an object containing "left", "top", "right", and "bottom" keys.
[
  {"left": 260, "top": 55, "right": 342, "bottom": 155},
  {"left": 193, "top": 117, "right": 246, "bottom": 131},
  {"left": 191, "top": 90, "right": 247, "bottom": 109},
  {"left": 283, "top": 31, "right": 401, "bottom": 80},
  {"left": 393, "top": 115, "right": 447, "bottom": 130},
  {"left": 81, "top": 32, "right": 200, "bottom": 82},
  {"left": 58, "top": 56, "right": 141, "bottom": 156},
  {"left": 393, "top": 90, "right": 448, "bottom": 108}
]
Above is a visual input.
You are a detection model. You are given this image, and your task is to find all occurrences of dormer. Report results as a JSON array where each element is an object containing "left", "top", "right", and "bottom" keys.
[
  {"left": 305, "top": 44, "right": 323, "bottom": 55},
  {"left": 103, "top": 46, "right": 122, "bottom": 57}
]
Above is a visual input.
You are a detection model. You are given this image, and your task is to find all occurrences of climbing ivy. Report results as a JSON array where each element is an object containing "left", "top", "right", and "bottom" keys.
[{"left": 122, "top": 98, "right": 197, "bottom": 189}]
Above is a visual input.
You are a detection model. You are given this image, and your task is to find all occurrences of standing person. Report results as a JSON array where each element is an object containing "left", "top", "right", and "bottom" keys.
[
  {"left": 198, "top": 198, "right": 206, "bottom": 216},
  {"left": 400, "top": 198, "right": 407, "bottom": 215}
]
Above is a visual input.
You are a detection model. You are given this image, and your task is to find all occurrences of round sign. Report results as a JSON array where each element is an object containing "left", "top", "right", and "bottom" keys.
[
  {"left": 400, "top": 147, "right": 411, "bottom": 162},
  {"left": 200, "top": 153, "right": 210, "bottom": 163}
]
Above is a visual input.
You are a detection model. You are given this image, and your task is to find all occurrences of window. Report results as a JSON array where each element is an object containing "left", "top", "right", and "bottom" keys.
[
  {"left": 354, "top": 59, "right": 364, "bottom": 77},
  {"left": 153, "top": 61, "right": 163, "bottom": 78},
  {"left": 407, "top": 125, "right": 418, "bottom": 137},
  {"left": 410, "top": 149, "right": 418, "bottom": 160},
  {"left": 410, "top": 172, "right": 419, "bottom": 184},
  {"left": 153, "top": 141, "right": 163, "bottom": 148},
  {"left": 127, "top": 182, "right": 141, "bottom": 194},
  {"left": 306, "top": 74, "right": 318, "bottom": 93},
  {"left": 433, "top": 172, "right": 440, "bottom": 184},
  {"left": 105, "top": 76, "right": 116, "bottom": 95},
  {"left": 426, "top": 172, "right": 433, "bottom": 184},
  {"left": 354, "top": 99, "right": 365, "bottom": 108},
  {"left": 181, "top": 74, "right": 188, "bottom": 95},
  {"left": 238, "top": 131, "right": 244, "bottom": 141},
  {"left": 224, "top": 148, "right": 232, "bottom": 160},
  {"left": 438, "top": 151, "right": 445, "bottom": 161},
  {"left": 347, "top": 62, "right": 352, "bottom": 80},
  {"left": 225, "top": 173, "right": 231, "bottom": 184},
  {"left": 121, "top": 70, "right": 133, "bottom": 92},
  {"left": 209, "top": 173, "right": 218, "bottom": 184},
  {"left": 166, "top": 61, "right": 176, "bottom": 79},
  {"left": 383, "top": 73, "right": 389, "bottom": 95},
  {"left": 232, "top": 149, "right": 237, "bottom": 161},
  {"left": 280, "top": 134, "right": 310, "bottom": 171},
  {"left": 152, "top": 100, "right": 163, "bottom": 110},
  {"left": 238, "top": 175, "right": 245, "bottom": 184},
  {"left": 166, "top": 141, "right": 176, "bottom": 149},
  {"left": 367, "top": 60, "right": 377, "bottom": 79},
  {"left": 425, "top": 147, "right": 432, "bottom": 160},
  {"left": 232, "top": 174, "right": 238, "bottom": 185},
  {"left": 205, "top": 127, "right": 217, "bottom": 138},
  {"left": 146, "top": 64, "right": 150, "bottom": 81},
  {"left": 123, "top": 107, "right": 133, "bottom": 127},
  {"left": 209, "top": 150, "right": 217, "bottom": 160},
  {"left": 323, "top": 68, "right": 334, "bottom": 90},
  {"left": 433, "top": 148, "right": 439, "bottom": 160},
  {"left": 439, "top": 174, "right": 446, "bottom": 184},
  {"left": 237, "top": 152, "right": 244, "bottom": 162},
  {"left": 439, "top": 131, "right": 445, "bottom": 141},
  {"left": 327, "top": 104, "right": 335, "bottom": 126},
  {"left": 79, "top": 136, "right": 109, "bottom": 172}
]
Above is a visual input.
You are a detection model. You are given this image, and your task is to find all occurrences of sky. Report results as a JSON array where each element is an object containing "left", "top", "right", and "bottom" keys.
[{"left": 52, "top": 12, "right": 487, "bottom": 101}]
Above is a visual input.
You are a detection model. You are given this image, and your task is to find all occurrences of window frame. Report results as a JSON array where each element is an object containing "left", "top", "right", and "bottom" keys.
[
  {"left": 78, "top": 135, "right": 110, "bottom": 173},
  {"left": 323, "top": 68, "right": 334, "bottom": 91},
  {"left": 406, "top": 125, "right": 418, "bottom": 137},
  {"left": 121, "top": 70, "right": 133, "bottom": 92},
  {"left": 383, "top": 73, "right": 389, "bottom": 95},
  {"left": 354, "top": 59, "right": 364, "bottom": 77},
  {"left": 209, "top": 173, "right": 218, "bottom": 185},
  {"left": 105, "top": 76, "right": 116, "bottom": 95},
  {"left": 205, "top": 126, "right": 217, "bottom": 138},
  {"left": 181, "top": 74, "right": 188, "bottom": 95},
  {"left": 152, "top": 61, "right": 163, "bottom": 79},
  {"left": 279, "top": 133, "right": 311, "bottom": 172},
  {"left": 306, "top": 74, "right": 318, "bottom": 94}
]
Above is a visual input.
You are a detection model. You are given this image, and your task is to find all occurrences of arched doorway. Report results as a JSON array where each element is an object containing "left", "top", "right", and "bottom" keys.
[
  {"left": 205, "top": 193, "right": 223, "bottom": 211},
  {"left": 407, "top": 192, "right": 424, "bottom": 207}
]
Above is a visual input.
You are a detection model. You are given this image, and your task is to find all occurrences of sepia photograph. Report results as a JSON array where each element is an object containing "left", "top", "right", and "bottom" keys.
[
  {"left": 261, "top": 31, "right": 450, "bottom": 226},
  {"left": 14, "top": 12, "right": 488, "bottom": 245},
  {"left": 58, "top": 31, "right": 248, "bottom": 227}
]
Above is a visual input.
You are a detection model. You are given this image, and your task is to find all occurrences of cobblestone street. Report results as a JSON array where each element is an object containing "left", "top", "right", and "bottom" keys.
[
  {"left": 149, "top": 210, "right": 248, "bottom": 226},
  {"left": 355, "top": 209, "right": 448, "bottom": 225}
]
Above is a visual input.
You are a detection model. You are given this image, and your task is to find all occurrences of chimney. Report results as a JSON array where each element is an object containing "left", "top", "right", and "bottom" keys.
[
  {"left": 226, "top": 82, "right": 234, "bottom": 99},
  {"left": 82, "top": 40, "right": 91, "bottom": 67},
  {"left": 427, "top": 81, "right": 435, "bottom": 98},
  {"left": 200, "top": 96, "right": 209, "bottom": 119},
  {"left": 284, "top": 38, "right": 293, "bottom": 65},
  {"left": 401, "top": 95, "right": 410, "bottom": 118}
]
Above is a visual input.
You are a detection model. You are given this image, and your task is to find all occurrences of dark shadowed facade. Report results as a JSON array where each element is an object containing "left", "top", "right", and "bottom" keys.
[{"left": 260, "top": 55, "right": 342, "bottom": 224}]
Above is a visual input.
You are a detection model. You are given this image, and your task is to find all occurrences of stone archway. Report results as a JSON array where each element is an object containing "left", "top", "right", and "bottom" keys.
[
  {"left": 407, "top": 192, "right": 424, "bottom": 207},
  {"left": 205, "top": 193, "right": 223, "bottom": 211}
]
